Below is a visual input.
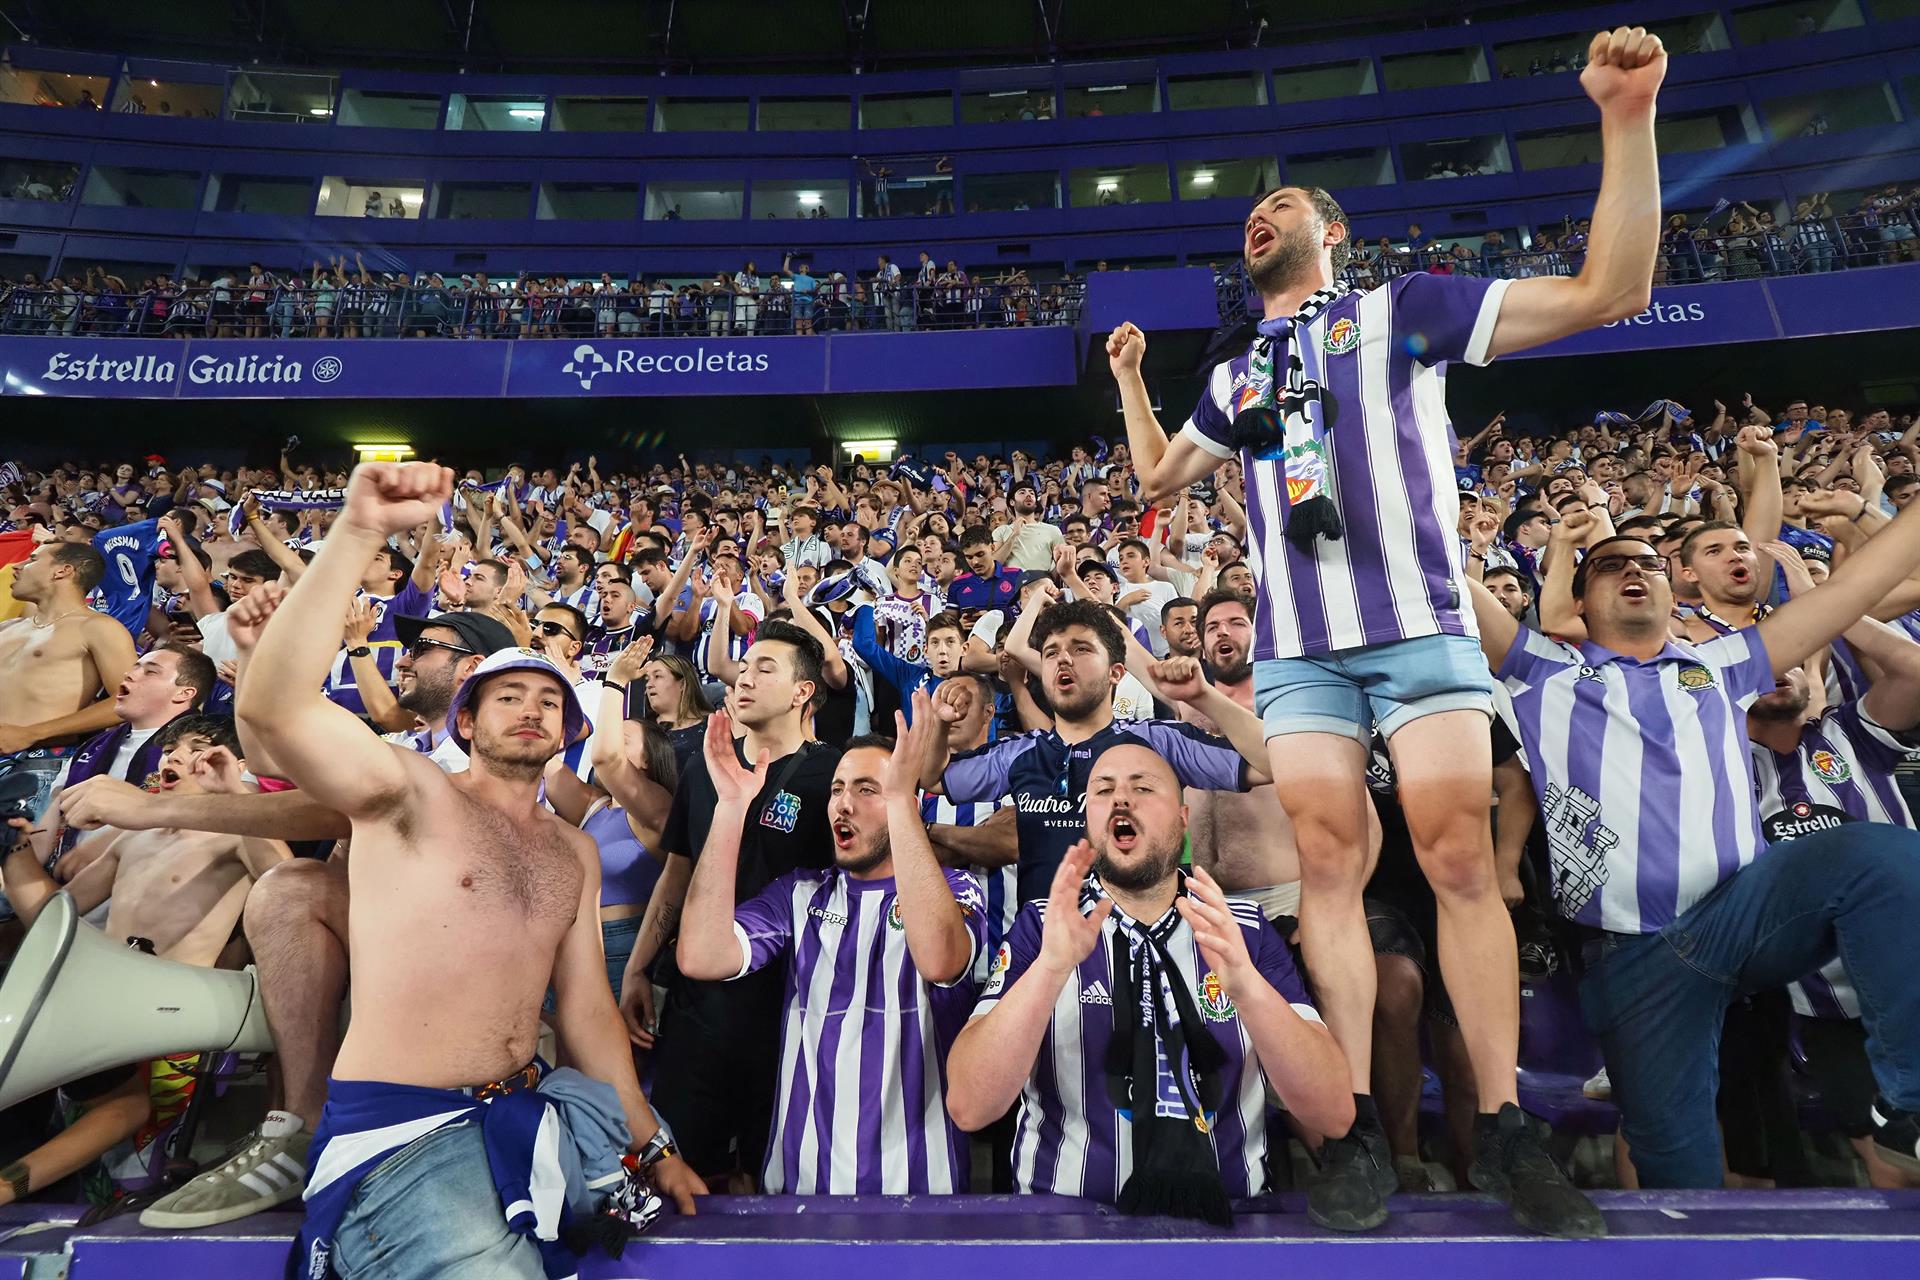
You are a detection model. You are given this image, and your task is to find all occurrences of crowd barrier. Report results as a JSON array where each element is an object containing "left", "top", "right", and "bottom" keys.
[
  {"left": 1213, "top": 210, "right": 1920, "bottom": 321},
  {"left": 0, "top": 280, "right": 1085, "bottom": 342}
]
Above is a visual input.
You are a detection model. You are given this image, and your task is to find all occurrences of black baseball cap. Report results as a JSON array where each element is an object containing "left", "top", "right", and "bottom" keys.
[{"left": 392, "top": 610, "right": 517, "bottom": 657}]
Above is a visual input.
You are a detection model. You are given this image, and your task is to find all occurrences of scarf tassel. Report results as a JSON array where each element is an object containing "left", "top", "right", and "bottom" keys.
[
  {"left": 1117, "top": 1167, "right": 1235, "bottom": 1228},
  {"left": 1282, "top": 493, "right": 1343, "bottom": 551}
]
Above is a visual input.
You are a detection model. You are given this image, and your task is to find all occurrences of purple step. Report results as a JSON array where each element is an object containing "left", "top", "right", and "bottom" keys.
[{"left": 44, "top": 1190, "right": 1920, "bottom": 1279}]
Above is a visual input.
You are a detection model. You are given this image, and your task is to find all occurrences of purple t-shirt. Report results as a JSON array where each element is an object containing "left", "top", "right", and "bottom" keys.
[{"left": 323, "top": 579, "right": 432, "bottom": 717}]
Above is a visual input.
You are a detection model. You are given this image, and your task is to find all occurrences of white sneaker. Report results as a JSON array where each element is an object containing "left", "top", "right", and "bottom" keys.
[
  {"left": 1582, "top": 1066, "right": 1613, "bottom": 1100},
  {"left": 139, "top": 1111, "right": 311, "bottom": 1229}
]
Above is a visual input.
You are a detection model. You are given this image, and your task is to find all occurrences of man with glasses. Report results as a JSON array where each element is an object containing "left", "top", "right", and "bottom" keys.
[
  {"left": 137, "top": 605, "right": 519, "bottom": 1228},
  {"left": 1467, "top": 504, "right": 1920, "bottom": 1190}
]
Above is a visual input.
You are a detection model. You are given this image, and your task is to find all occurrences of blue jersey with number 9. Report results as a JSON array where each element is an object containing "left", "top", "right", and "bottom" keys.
[{"left": 90, "top": 518, "right": 162, "bottom": 636}]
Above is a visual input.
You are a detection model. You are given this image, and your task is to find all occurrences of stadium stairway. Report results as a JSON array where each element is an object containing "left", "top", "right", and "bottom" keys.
[{"left": 8, "top": 1191, "right": 1920, "bottom": 1279}]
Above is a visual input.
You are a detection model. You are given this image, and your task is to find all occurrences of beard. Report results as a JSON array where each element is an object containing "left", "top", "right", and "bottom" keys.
[
  {"left": 1245, "top": 222, "right": 1321, "bottom": 294},
  {"left": 1205, "top": 646, "right": 1252, "bottom": 687},
  {"left": 1749, "top": 686, "right": 1811, "bottom": 722},
  {"left": 1047, "top": 679, "right": 1110, "bottom": 723},
  {"left": 836, "top": 834, "right": 890, "bottom": 877},
  {"left": 1094, "top": 835, "right": 1183, "bottom": 894},
  {"left": 398, "top": 667, "right": 457, "bottom": 721},
  {"left": 472, "top": 724, "right": 560, "bottom": 781}
]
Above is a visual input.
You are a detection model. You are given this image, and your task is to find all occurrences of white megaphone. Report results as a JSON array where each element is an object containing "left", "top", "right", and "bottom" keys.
[{"left": 0, "top": 892, "right": 273, "bottom": 1112}]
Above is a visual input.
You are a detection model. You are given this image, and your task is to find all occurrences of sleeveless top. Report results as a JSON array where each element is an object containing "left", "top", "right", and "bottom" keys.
[{"left": 583, "top": 799, "right": 662, "bottom": 909}]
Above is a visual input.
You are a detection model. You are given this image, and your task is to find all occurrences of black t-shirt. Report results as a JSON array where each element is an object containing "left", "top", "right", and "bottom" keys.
[{"left": 662, "top": 737, "right": 841, "bottom": 903}]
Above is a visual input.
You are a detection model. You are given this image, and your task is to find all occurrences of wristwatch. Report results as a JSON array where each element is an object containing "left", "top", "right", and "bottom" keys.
[
  {"left": 346, "top": 645, "right": 373, "bottom": 659},
  {"left": 637, "top": 1129, "right": 678, "bottom": 1168}
]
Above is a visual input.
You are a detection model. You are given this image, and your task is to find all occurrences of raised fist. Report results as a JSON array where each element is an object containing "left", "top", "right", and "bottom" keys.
[{"left": 342, "top": 463, "right": 454, "bottom": 538}]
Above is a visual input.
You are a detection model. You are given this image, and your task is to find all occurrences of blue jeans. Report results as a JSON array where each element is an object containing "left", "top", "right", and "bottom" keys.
[
  {"left": 332, "top": 1120, "right": 542, "bottom": 1279},
  {"left": 1252, "top": 633, "right": 1492, "bottom": 743},
  {"left": 1578, "top": 823, "right": 1920, "bottom": 1188}
]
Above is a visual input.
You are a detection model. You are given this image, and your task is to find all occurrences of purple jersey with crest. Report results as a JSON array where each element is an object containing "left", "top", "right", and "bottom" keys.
[
  {"left": 1499, "top": 625, "right": 1774, "bottom": 934},
  {"left": 1181, "top": 273, "right": 1509, "bottom": 660},
  {"left": 1750, "top": 698, "right": 1915, "bottom": 1020},
  {"left": 732, "top": 866, "right": 986, "bottom": 1194},
  {"left": 974, "top": 889, "right": 1320, "bottom": 1202}
]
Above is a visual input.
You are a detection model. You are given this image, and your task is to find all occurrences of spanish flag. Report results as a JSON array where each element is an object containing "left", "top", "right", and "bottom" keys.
[{"left": 0, "top": 529, "right": 33, "bottom": 623}]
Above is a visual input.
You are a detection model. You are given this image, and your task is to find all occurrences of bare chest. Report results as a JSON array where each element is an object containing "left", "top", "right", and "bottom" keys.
[
  {"left": 0, "top": 622, "right": 90, "bottom": 674},
  {"left": 435, "top": 793, "right": 584, "bottom": 925}
]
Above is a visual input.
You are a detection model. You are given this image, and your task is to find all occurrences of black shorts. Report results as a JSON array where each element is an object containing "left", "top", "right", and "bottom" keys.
[
  {"left": 1365, "top": 895, "right": 1457, "bottom": 1027},
  {"left": 1799, "top": 1015, "right": 1878, "bottom": 1139}
]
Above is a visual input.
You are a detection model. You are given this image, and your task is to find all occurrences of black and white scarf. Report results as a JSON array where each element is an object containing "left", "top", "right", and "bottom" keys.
[
  {"left": 1091, "top": 871, "right": 1232, "bottom": 1226},
  {"left": 1227, "top": 282, "right": 1350, "bottom": 551}
]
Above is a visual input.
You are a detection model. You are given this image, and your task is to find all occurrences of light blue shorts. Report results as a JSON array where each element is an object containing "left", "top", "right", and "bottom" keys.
[{"left": 1252, "top": 633, "right": 1492, "bottom": 745}]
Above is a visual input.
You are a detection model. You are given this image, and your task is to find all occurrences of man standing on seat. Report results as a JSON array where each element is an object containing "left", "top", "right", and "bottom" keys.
[
  {"left": 1111, "top": 25, "right": 1674, "bottom": 1237},
  {"left": 231, "top": 463, "right": 699, "bottom": 1278}
]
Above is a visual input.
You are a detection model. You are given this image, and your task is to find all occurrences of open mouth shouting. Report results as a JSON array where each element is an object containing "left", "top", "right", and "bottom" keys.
[
  {"left": 832, "top": 819, "right": 858, "bottom": 851},
  {"left": 1246, "top": 220, "right": 1277, "bottom": 258},
  {"left": 157, "top": 765, "right": 183, "bottom": 790},
  {"left": 1620, "top": 579, "right": 1650, "bottom": 602},
  {"left": 1107, "top": 810, "right": 1141, "bottom": 853}
]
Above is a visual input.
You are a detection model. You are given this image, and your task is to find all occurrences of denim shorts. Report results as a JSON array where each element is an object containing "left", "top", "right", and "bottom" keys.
[
  {"left": 1252, "top": 632, "right": 1491, "bottom": 744},
  {"left": 0, "top": 747, "right": 76, "bottom": 922}
]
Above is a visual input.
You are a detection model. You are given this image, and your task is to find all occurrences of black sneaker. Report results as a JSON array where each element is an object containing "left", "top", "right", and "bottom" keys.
[
  {"left": 1518, "top": 938, "right": 1559, "bottom": 982},
  {"left": 1306, "top": 1129, "right": 1391, "bottom": 1232},
  {"left": 1469, "top": 1103, "right": 1606, "bottom": 1239},
  {"left": 1871, "top": 1097, "right": 1920, "bottom": 1177}
]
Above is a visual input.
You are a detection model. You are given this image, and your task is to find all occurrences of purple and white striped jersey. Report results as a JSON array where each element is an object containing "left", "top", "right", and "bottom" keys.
[
  {"left": 1498, "top": 625, "right": 1774, "bottom": 934},
  {"left": 1750, "top": 699, "right": 1916, "bottom": 1020},
  {"left": 554, "top": 582, "right": 601, "bottom": 625},
  {"left": 974, "top": 889, "right": 1320, "bottom": 1202},
  {"left": 923, "top": 792, "right": 1014, "bottom": 985},
  {"left": 731, "top": 866, "right": 986, "bottom": 1194},
  {"left": 1179, "top": 273, "right": 1510, "bottom": 661}
]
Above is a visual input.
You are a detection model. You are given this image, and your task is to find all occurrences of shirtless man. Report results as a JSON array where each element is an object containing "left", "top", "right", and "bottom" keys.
[
  {"left": 1179, "top": 589, "right": 1303, "bottom": 922},
  {"left": 0, "top": 540, "right": 137, "bottom": 925},
  {"left": 3, "top": 716, "right": 288, "bottom": 966},
  {"left": 234, "top": 462, "right": 698, "bottom": 1279}
]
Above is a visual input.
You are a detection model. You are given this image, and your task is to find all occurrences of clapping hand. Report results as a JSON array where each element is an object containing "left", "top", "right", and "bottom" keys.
[
  {"left": 702, "top": 711, "right": 767, "bottom": 808},
  {"left": 1039, "top": 840, "right": 1112, "bottom": 978}
]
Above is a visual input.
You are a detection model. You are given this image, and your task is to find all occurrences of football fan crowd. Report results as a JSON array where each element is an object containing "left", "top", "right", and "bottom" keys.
[{"left": 3, "top": 25, "right": 1920, "bottom": 1280}]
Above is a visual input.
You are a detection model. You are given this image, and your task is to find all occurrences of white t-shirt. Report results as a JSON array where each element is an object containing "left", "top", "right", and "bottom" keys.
[
  {"left": 197, "top": 610, "right": 238, "bottom": 666},
  {"left": 1117, "top": 578, "right": 1180, "bottom": 657},
  {"left": 1111, "top": 673, "right": 1155, "bottom": 722}
]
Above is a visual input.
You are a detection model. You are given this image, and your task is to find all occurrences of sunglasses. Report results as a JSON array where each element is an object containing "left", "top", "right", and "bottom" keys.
[
  {"left": 408, "top": 637, "right": 476, "bottom": 659},
  {"left": 1586, "top": 554, "right": 1669, "bottom": 577},
  {"left": 536, "top": 620, "right": 581, "bottom": 641}
]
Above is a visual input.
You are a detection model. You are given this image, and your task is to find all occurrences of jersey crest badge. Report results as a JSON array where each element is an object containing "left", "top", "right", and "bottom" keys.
[
  {"left": 1810, "top": 749, "right": 1852, "bottom": 783},
  {"left": 1196, "top": 970, "right": 1237, "bottom": 1022},
  {"left": 1676, "top": 663, "right": 1716, "bottom": 692},
  {"left": 1322, "top": 316, "right": 1361, "bottom": 355}
]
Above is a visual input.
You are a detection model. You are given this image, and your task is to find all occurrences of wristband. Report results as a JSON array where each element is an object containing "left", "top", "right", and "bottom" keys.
[
  {"left": 605, "top": 681, "right": 629, "bottom": 695},
  {"left": 346, "top": 645, "right": 372, "bottom": 659},
  {"left": 0, "top": 1161, "right": 28, "bottom": 1201}
]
